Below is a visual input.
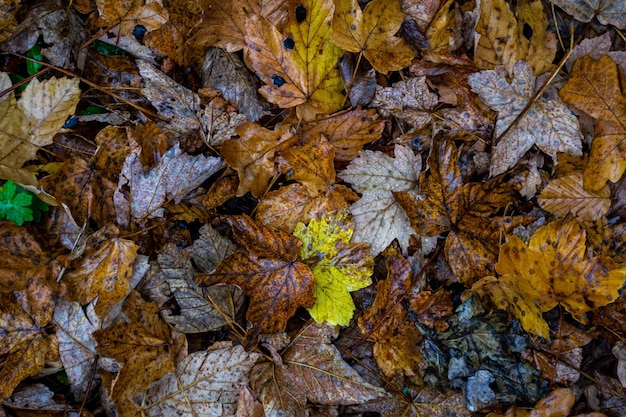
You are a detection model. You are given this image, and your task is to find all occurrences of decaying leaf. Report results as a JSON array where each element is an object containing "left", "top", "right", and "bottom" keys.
[
  {"left": 331, "top": 0, "right": 416, "bottom": 74},
  {"left": 469, "top": 60, "right": 583, "bottom": 176},
  {"left": 370, "top": 76, "right": 438, "bottom": 129},
  {"left": 473, "top": 218, "right": 626, "bottom": 337},
  {"left": 294, "top": 211, "right": 374, "bottom": 326},
  {"left": 559, "top": 55, "right": 626, "bottom": 191},
  {"left": 553, "top": 0, "right": 626, "bottom": 29},
  {"left": 250, "top": 323, "right": 387, "bottom": 416},
  {"left": 538, "top": 172, "right": 611, "bottom": 221},
  {"left": 197, "top": 215, "right": 315, "bottom": 343},
  {"left": 340, "top": 144, "right": 421, "bottom": 256},
  {"left": 135, "top": 341, "right": 261, "bottom": 416}
]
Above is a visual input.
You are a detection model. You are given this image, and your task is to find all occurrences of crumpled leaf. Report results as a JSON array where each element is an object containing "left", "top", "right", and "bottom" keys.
[
  {"left": 475, "top": 218, "right": 626, "bottom": 337},
  {"left": 134, "top": 341, "right": 261, "bottom": 416},
  {"left": 0, "top": 280, "right": 55, "bottom": 402},
  {"left": 256, "top": 136, "right": 357, "bottom": 232},
  {"left": 197, "top": 215, "right": 315, "bottom": 344},
  {"left": 395, "top": 138, "right": 527, "bottom": 285},
  {"left": 473, "top": 0, "right": 556, "bottom": 75},
  {"left": 250, "top": 323, "right": 387, "bottom": 416},
  {"left": 293, "top": 211, "right": 374, "bottom": 326},
  {"left": 183, "top": 223, "right": 236, "bottom": 273},
  {"left": 340, "top": 144, "right": 421, "bottom": 255},
  {"left": 95, "top": 0, "right": 168, "bottom": 38},
  {"left": 62, "top": 224, "right": 137, "bottom": 319},
  {"left": 553, "top": 0, "right": 626, "bottom": 29},
  {"left": 114, "top": 143, "right": 222, "bottom": 226},
  {"left": 52, "top": 298, "right": 99, "bottom": 401},
  {"left": 537, "top": 172, "right": 611, "bottom": 221},
  {"left": 221, "top": 121, "right": 297, "bottom": 197},
  {"left": 0, "top": 75, "right": 80, "bottom": 182},
  {"left": 370, "top": 76, "right": 438, "bottom": 129},
  {"left": 331, "top": 0, "right": 416, "bottom": 73},
  {"left": 559, "top": 55, "right": 626, "bottom": 191},
  {"left": 469, "top": 60, "right": 583, "bottom": 176},
  {"left": 245, "top": 0, "right": 344, "bottom": 119}
]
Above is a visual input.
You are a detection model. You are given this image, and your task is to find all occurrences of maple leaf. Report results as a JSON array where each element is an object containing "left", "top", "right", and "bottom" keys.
[
  {"left": 559, "top": 55, "right": 626, "bottom": 191},
  {"left": 339, "top": 144, "right": 421, "bottom": 256},
  {"left": 469, "top": 60, "right": 583, "bottom": 176},
  {"left": 197, "top": 214, "right": 315, "bottom": 344},
  {"left": 358, "top": 254, "right": 426, "bottom": 383},
  {"left": 94, "top": 291, "right": 184, "bottom": 400},
  {"left": 250, "top": 323, "right": 387, "bottom": 415},
  {"left": 537, "top": 172, "right": 611, "bottom": 221},
  {"left": 134, "top": 341, "right": 261, "bottom": 416},
  {"left": 553, "top": 0, "right": 626, "bottom": 29},
  {"left": 62, "top": 224, "right": 138, "bottom": 319},
  {"left": 331, "top": 0, "right": 416, "bottom": 74},
  {"left": 293, "top": 211, "right": 374, "bottom": 326},
  {"left": 221, "top": 121, "right": 297, "bottom": 197},
  {"left": 473, "top": 0, "right": 556, "bottom": 76},
  {"left": 256, "top": 136, "right": 357, "bottom": 232},
  {"left": 245, "top": 0, "right": 344, "bottom": 119},
  {"left": 473, "top": 218, "right": 626, "bottom": 338},
  {"left": 0, "top": 279, "right": 55, "bottom": 401},
  {"left": 0, "top": 74, "right": 80, "bottom": 184},
  {"left": 95, "top": 0, "right": 168, "bottom": 38},
  {"left": 394, "top": 137, "right": 527, "bottom": 285}
]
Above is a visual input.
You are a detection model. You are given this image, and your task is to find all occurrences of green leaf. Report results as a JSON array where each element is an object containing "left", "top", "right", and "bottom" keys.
[
  {"left": 0, "top": 180, "right": 47, "bottom": 226},
  {"left": 293, "top": 211, "right": 374, "bottom": 326}
]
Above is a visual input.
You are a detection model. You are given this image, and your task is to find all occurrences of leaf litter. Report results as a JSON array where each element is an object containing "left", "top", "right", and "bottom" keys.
[{"left": 0, "top": 0, "right": 626, "bottom": 416}]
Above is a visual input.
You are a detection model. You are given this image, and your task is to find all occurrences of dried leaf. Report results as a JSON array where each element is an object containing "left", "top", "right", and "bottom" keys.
[
  {"left": 559, "top": 55, "right": 626, "bottom": 191},
  {"left": 537, "top": 172, "right": 611, "bottom": 221},
  {"left": 370, "top": 76, "right": 438, "bottom": 129},
  {"left": 331, "top": 0, "right": 416, "bottom": 73},
  {"left": 469, "top": 60, "right": 583, "bottom": 176},
  {"left": 135, "top": 341, "right": 261, "bottom": 416},
  {"left": 553, "top": 0, "right": 626, "bottom": 29}
]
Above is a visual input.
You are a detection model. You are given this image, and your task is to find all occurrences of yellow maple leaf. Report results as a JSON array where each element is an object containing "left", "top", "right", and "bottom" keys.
[
  {"left": 331, "top": 0, "right": 416, "bottom": 74},
  {"left": 293, "top": 211, "right": 374, "bottom": 326},
  {"left": 245, "top": 0, "right": 344, "bottom": 120},
  {"left": 472, "top": 218, "right": 626, "bottom": 338}
]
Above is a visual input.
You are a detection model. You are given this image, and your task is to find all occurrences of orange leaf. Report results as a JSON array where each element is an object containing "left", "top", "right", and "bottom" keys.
[
  {"left": 331, "top": 0, "right": 416, "bottom": 73},
  {"left": 197, "top": 215, "right": 315, "bottom": 344}
]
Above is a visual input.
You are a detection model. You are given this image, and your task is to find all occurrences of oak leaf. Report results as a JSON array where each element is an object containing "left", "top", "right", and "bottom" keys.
[
  {"left": 245, "top": 0, "right": 344, "bottom": 119},
  {"left": 134, "top": 341, "right": 261, "bottom": 416},
  {"left": 331, "top": 0, "right": 416, "bottom": 74},
  {"left": 395, "top": 138, "right": 527, "bottom": 284},
  {"left": 197, "top": 215, "right": 315, "bottom": 343},
  {"left": 473, "top": 0, "right": 556, "bottom": 76},
  {"left": 559, "top": 55, "right": 626, "bottom": 191},
  {"left": 469, "top": 60, "right": 583, "bottom": 176},
  {"left": 553, "top": 0, "right": 626, "bottom": 29},
  {"left": 62, "top": 224, "right": 137, "bottom": 319},
  {"left": 221, "top": 121, "right": 297, "bottom": 197},
  {"left": 339, "top": 144, "right": 421, "bottom": 256},
  {"left": 473, "top": 218, "right": 626, "bottom": 338},
  {"left": 256, "top": 136, "right": 357, "bottom": 232},
  {"left": 293, "top": 211, "right": 374, "bottom": 326},
  {"left": 250, "top": 323, "right": 387, "bottom": 416},
  {"left": 537, "top": 172, "right": 610, "bottom": 221}
]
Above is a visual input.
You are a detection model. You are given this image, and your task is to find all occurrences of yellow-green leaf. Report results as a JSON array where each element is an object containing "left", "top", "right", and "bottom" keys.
[{"left": 294, "top": 211, "right": 373, "bottom": 326}]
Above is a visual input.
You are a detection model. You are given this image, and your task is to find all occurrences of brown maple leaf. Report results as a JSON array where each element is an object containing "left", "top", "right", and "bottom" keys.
[
  {"left": 394, "top": 137, "right": 528, "bottom": 285},
  {"left": 196, "top": 215, "right": 315, "bottom": 345}
]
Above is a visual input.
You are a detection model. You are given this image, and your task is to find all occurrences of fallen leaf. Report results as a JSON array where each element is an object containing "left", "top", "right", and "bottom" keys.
[
  {"left": 331, "top": 0, "right": 416, "bottom": 74},
  {"left": 339, "top": 144, "right": 421, "bottom": 255},
  {"left": 245, "top": 0, "right": 344, "bottom": 119},
  {"left": 183, "top": 223, "right": 236, "bottom": 273},
  {"left": 256, "top": 136, "right": 357, "bottom": 232},
  {"left": 559, "top": 55, "right": 626, "bottom": 191},
  {"left": 553, "top": 0, "right": 626, "bottom": 29},
  {"left": 221, "top": 121, "right": 297, "bottom": 197},
  {"left": 134, "top": 341, "right": 261, "bottom": 416},
  {"left": 95, "top": 0, "right": 168, "bottom": 38},
  {"left": 469, "top": 60, "right": 583, "bottom": 176},
  {"left": 370, "top": 76, "right": 438, "bottom": 129},
  {"left": 294, "top": 211, "right": 374, "bottom": 326},
  {"left": 197, "top": 214, "right": 315, "bottom": 343},
  {"left": 250, "top": 323, "right": 387, "bottom": 415},
  {"left": 537, "top": 172, "right": 611, "bottom": 221}
]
